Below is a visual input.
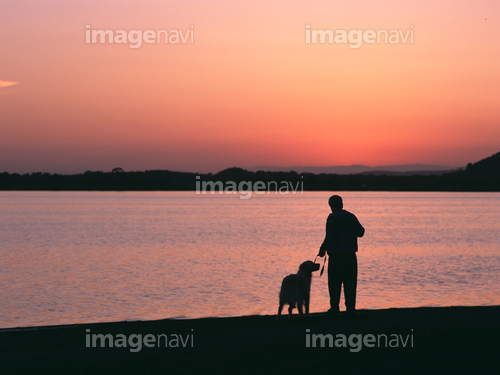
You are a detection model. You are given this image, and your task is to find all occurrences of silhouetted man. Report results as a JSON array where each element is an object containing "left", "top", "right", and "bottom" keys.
[{"left": 318, "top": 195, "right": 364, "bottom": 317}]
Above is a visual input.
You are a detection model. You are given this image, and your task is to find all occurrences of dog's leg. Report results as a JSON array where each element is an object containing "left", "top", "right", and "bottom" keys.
[
  {"left": 288, "top": 305, "right": 294, "bottom": 318},
  {"left": 305, "top": 296, "right": 310, "bottom": 318},
  {"left": 297, "top": 301, "right": 304, "bottom": 318},
  {"left": 277, "top": 303, "right": 284, "bottom": 320}
]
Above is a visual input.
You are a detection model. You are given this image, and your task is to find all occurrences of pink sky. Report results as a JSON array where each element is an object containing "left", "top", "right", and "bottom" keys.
[{"left": 1, "top": 0, "right": 499, "bottom": 173}]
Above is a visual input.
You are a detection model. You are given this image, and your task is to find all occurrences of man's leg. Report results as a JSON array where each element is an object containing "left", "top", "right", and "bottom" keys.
[
  {"left": 343, "top": 253, "right": 358, "bottom": 313},
  {"left": 328, "top": 255, "right": 342, "bottom": 314}
]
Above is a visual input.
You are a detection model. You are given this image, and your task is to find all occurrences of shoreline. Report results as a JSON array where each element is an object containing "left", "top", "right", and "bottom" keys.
[
  {"left": 0, "top": 303, "right": 498, "bottom": 332},
  {"left": 1, "top": 305, "right": 499, "bottom": 374}
]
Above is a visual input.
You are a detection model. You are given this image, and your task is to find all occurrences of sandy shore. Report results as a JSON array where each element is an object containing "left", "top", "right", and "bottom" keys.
[{"left": 1, "top": 306, "right": 499, "bottom": 374}]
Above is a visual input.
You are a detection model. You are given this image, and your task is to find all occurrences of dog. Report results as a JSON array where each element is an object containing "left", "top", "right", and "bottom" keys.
[{"left": 277, "top": 260, "right": 320, "bottom": 319}]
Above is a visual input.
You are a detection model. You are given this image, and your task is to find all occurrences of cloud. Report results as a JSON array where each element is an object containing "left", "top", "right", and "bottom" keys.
[{"left": 0, "top": 80, "right": 20, "bottom": 88}]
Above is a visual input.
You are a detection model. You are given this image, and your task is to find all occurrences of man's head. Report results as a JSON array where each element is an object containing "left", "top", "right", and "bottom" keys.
[{"left": 328, "top": 195, "right": 343, "bottom": 211}]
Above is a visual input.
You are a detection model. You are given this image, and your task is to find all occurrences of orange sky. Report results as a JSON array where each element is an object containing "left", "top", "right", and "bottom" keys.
[{"left": 1, "top": 0, "right": 499, "bottom": 173}]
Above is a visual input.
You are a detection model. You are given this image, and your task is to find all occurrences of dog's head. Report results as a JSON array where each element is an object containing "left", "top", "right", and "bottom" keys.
[{"left": 298, "top": 260, "right": 321, "bottom": 274}]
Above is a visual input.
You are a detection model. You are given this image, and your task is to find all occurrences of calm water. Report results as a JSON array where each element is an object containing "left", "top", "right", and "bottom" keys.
[{"left": 1, "top": 191, "right": 499, "bottom": 328}]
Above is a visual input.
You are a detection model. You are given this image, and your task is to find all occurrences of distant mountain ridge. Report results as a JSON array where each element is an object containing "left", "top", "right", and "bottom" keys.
[
  {"left": 0, "top": 152, "right": 498, "bottom": 191},
  {"left": 465, "top": 151, "right": 500, "bottom": 176},
  {"left": 251, "top": 164, "right": 454, "bottom": 175}
]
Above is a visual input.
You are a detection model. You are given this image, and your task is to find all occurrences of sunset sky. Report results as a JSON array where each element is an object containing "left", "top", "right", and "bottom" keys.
[{"left": 1, "top": 0, "right": 499, "bottom": 173}]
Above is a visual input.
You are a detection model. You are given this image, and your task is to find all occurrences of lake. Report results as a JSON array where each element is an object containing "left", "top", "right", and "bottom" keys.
[{"left": 1, "top": 191, "right": 499, "bottom": 328}]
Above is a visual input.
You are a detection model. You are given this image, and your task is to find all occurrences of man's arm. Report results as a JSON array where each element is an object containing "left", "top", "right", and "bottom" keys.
[
  {"left": 318, "top": 239, "right": 327, "bottom": 257},
  {"left": 353, "top": 215, "right": 365, "bottom": 237},
  {"left": 318, "top": 215, "right": 332, "bottom": 256}
]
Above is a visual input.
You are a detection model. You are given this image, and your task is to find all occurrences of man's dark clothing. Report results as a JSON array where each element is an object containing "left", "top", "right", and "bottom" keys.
[
  {"left": 328, "top": 253, "right": 358, "bottom": 312},
  {"left": 319, "top": 210, "right": 364, "bottom": 312}
]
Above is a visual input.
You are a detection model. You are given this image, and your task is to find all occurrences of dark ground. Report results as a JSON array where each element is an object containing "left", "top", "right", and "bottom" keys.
[{"left": 1, "top": 306, "right": 499, "bottom": 374}]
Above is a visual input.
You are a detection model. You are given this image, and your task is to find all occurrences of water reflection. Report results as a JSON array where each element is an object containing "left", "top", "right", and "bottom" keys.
[{"left": 0, "top": 191, "right": 499, "bottom": 328}]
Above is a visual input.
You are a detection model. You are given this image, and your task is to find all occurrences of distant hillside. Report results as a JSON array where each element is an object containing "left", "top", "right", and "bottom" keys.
[
  {"left": 251, "top": 164, "right": 453, "bottom": 175},
  {"left": 0, "top": 152, "right": 498, "bottom": 191},
  {"left": 359, "top": 169, "right": 452, "bottom": 176},
  {"left": 464, "top": 152, "right": 500, "bottom": 177}
]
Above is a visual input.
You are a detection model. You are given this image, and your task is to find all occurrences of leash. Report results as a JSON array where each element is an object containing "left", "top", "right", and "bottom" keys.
[{"left": 314, "top": 255, "right": 327, "bottom": 277}]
